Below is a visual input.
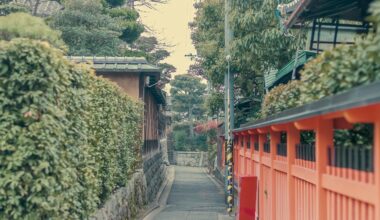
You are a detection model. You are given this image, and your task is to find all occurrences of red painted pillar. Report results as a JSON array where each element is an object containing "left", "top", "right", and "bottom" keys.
[
  {"left": 374, "top": 110, "right": 380, "bottom": 220},
  {"left": 270, "top": 131, "right": 280, "bottom": 220},
  {"left": 258, "top": 133, "right": 266, "bottom": 219},
  {"left": 287, "top": 124, "right": 299, "bottom": 220},
  {"left": 316, "top": 119, "right": 333, "bottom": 220}
]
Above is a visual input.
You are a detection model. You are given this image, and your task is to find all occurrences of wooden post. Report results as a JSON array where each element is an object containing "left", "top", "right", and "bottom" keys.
[
  {"left": 375, "top": 114, "right": 380, "bottom": 220},
  {"left": 316, "top": 119, "right": 333, "bottom": 220},
  {"left": 244, "top": 134, "right": 248, "bottom": 175},
  {"left": 287, "top": 124, "right": 300, "bottom": 220},
  {"left": 270, "top": 131, "right": 280, "bottom": 220},
  {"left": 258, "top": 133, "right": 266, "bottom": 219}
]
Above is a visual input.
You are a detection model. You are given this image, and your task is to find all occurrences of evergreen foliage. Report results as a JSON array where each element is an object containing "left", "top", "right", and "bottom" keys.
[
  {"left": 105, "top": 0, "right": 126, "bottom": 7},
  {"left": 299, "top": 35, "right": 380, "bottom": 104},
  {"left": 0, "top": 13, "right": 66, "bottom": 50},
  {"left": 170, "top": 74, "right": 207, "bottom": 122},
  {"left": 172, "top": 123, "right": 208, "bottom": 152},
  {"left": 261, "top": 0, "right": 380, "bottom": 118},
  {"left": 191, "top": 0, "right": 305, "bottom": 121},
  {"left": 260, "top": 80, "right": 301, "bottom": 118},
  {"left": 50, "top": 0, "right": 123, "bottom": 56},
  {"left": 259, "top": 0, "right": 380, "bottom": 149},
  {"left": 0, "top": 38, "right": 142, "bottom": 219},
  {"left": 107, "top": 7, "right": 144, "bottom": 43},
  {"left": 0, "top": 2, "right": 28, "bottom": 16},
  {"left": 126, "top": 36, "right": 175, "bottom": 85},
  {"left": 50, "top": 0, "right": 144, "bottom": 55}
]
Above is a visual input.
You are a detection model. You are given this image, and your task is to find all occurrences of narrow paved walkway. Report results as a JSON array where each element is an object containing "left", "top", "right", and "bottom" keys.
[{"left": 153, "top": 166, "right": 232, "bottom": 220}]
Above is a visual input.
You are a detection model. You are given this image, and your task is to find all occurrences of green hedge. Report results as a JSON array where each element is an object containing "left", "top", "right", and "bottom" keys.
[
  {"left": 0, "top": 39, "right": 143, "bottom": 219},
  {"left": 261, "top": 33, "right": 380, "bottom": 117},
  {"left": 261, "top": 80, "right": 301, "bottom": 118},
  {"left": 259, "top": 1, "right": 380, "bottom": 149},
  {"left": 299, "top": 34, "right": 380, "bottom": 104}
]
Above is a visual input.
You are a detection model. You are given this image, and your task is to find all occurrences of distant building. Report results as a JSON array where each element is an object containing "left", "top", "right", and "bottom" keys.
[
  {"left": 67, "top": 56, "right": 167, "bottom": 160},
  {"left": 13, "top": 0, "right": 63, "bottom": 16},
  {"left": 266, "top": 0, "right": 372, "bottom": 91}
]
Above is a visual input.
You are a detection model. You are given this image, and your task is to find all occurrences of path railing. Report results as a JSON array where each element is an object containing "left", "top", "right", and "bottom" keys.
[{"left": 232, "top": 81, "right": 380, "bottom": 220}]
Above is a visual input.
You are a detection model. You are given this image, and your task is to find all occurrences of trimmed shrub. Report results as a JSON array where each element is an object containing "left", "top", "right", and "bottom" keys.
[
  {"left": 259, "top": 1, "right": 380, "bottom": 152},
  {"left": 299, "top": 35, "right": 380, "bottom": 104},
  {"left": 260, "top": 80, "right": 301, "bottom": 118},
  {"left": 0, "top": 39, "right": 143, "bottom": 219},
  {"left": 0, "top": 13, "right": 66, "bottom": 50},
  {"left": 86, "top": 75, "right": 143, "bottom": 203},
  {"left": 260, "top": 0, "right": 380, "bottom": 119},
  {"left": 0, "top": 39, "right": 91, "bottom": 219},
  {"left": 0, "top": 3, "right": 29, "bottom": 16}
]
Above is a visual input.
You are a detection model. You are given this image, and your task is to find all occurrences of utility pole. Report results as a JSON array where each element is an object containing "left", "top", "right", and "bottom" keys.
[{"left": 224, "top": 0, "right": 234, "bottom": 215}]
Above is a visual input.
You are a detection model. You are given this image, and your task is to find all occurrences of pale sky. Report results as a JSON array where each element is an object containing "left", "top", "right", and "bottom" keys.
[{"left": 137, "top": 0, "right": 197, "bottom": 89}]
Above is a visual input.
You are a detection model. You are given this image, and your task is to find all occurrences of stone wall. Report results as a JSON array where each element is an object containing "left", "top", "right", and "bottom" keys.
[
  {"left": 91, "top": 152, "right": 167, "bottom": 220},
  {"left": 167, "top": 132, "right": 175, "bottom": 164},
  {"left": 173, "top": 151, "right": 208, "bottom": 167},
  {"left": 143, "top": 152, "right": 167, "bottom": 202}
]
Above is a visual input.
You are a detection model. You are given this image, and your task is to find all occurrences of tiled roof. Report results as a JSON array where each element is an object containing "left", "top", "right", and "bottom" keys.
[
  {"left": 281, "top": 0, "right": 372, "bottom": 30},
  {"left": 66, "top": 56, "right": 161, "bottom": 73},
  {"left": 67, "top": 56, "right": 166, "bottom": 105}
]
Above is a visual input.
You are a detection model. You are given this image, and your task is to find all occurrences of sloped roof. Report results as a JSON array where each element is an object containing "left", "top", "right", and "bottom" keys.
[
  {"left": 265, "top": 50, "right": 317, "bottom": 90},
  {"left": 67, "top": 56, "right": 166, "bottom": 106},
  {"left": 282, "top": 0, "right": 373, "bottom": 30},
  {"left": 67, "top": 56, "right": 161, "bottom": 74}
]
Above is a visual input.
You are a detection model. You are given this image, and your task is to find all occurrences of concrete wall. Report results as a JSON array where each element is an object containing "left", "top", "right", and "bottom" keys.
[
  {"left": 91, "top": 152, "right": 167, "bottom": 220},
  {"left": 173, "top": 151, "right": 208, "bottom": 167}
]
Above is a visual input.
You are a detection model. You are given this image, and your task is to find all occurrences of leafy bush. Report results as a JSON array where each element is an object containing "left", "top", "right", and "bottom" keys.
[
  {"left": 86, "top": 75, "right": 143, "bottom": 202},
  {"left": 0, "top": 39, "right": 91, "bottom": 219},
  {"left": 259, "top": 1, "right": 380, "bottom": 151},
  {"left": 260, "top": 80, "right": 301, "bottom": 118},
  {"left": 0, "top": 13, "right": 66, "bottom": 50},
  {"left": 299, "top": 35, "right": 380, "bottom": 104},
  {"left": 105, "top": 0, "right": 125, "bottom": 7},
  {"left": 173, "top": 129, "right": 189, "bottom": 151},
  {"left": 172, "top": 123, "right": 208, "bottom": 151},
  {"left": 0, "top": 3, "right": 28, "bottom": 16},
  {"left": 260, "top": 0, "right": 380, "bottom": 118},
  {"left": 0, "top": 39, "right": 143, "bottom": 219},
  {"left": 107, "top": 7, "right": 139, "bottom": 20}
]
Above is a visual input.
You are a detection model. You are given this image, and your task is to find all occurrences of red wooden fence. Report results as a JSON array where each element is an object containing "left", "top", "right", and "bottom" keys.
[{"left": 231, "top": 83, "right": 380, "bottom": 220}]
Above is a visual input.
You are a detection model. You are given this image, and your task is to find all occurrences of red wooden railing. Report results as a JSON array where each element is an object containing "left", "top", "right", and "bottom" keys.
[{"left": 231, "top": 82, "right": 380, "bottom": 220}]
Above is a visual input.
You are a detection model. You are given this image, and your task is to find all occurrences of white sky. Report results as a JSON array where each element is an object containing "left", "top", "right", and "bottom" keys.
[{"left": 137, "top": 0, "right": 197, "bottom": 90}]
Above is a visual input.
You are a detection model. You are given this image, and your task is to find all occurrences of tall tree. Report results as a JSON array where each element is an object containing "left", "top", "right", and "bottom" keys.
[
  {"left": 50, "top": 0, "right": 123, "bottom": 56},
  {"left": 50, "top": 0, "right": 145, "bottom": 56},
  {"left": 0, "top": 0, "right": 28, "bottom": 16},
  {"left": 105, "top": 0, "right": 125, "bottom": 7},
  {"left": 170, "top": 74, "right": 207, "bottom": 122},
  {"left": 106, "top": 7, "right": 144, "bottom": 44},
  {"left": 126, "top": 36, "right": 176, "bottom": 86},
  {"left": 191, "top": 0, "right": 305, "bottom": 123}
]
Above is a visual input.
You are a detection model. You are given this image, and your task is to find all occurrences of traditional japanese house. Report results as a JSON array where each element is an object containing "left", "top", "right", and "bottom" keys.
[{"left": 68, "top": 56, "right": 167, "bottom": 160}]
